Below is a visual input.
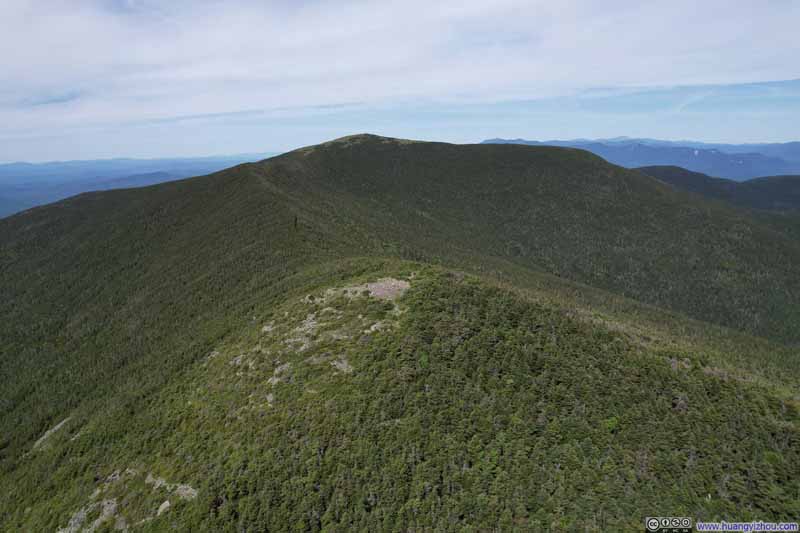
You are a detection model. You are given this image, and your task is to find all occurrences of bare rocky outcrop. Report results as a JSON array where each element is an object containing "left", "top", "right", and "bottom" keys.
[
  {"left": 286, "top": 313, "right": 320, "bottom": 351},
  {"left": 58, "top": 467, "right": 197, "bottom": 531},
  {"left": 57, "top": 499, "right": 125, "bottom": 533},
  {"left": 334, "top": 278, "right": 410, "bottom": 301},
  {"left": 145, "top": 473, "right": 198, "bottom": 501},
  {"left": 302, "top": 277, "right": 411, "bottom": 306}
]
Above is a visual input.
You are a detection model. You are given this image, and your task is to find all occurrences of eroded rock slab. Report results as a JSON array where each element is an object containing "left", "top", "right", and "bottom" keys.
[{"left": 338, "top": 278, "right": 410, "bottom": 301}]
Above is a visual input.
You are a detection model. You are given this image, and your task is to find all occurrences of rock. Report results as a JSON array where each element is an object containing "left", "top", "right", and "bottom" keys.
[
  {"left": 331, "top": 358, "right": 354, "bottom": 374},
  {"left": 337, "top": 278, "right": 410, "bottom": 301},
  {"left": 157, "top": 500, "right": 171, "bottom": 516},
  {"left": 32, "top": 417, "right": 71, "bottom": 450},
  {"left": 174, "top": 484, "right": 198, "bottom": 500}
]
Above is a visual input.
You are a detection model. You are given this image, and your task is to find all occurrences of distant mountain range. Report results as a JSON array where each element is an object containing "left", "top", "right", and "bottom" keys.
[
  {"left": 0, "top": 153, "right": 275, "bottom": 218},
  {"left": 483, "top": 137, "right": 800, "bottom": 180}
]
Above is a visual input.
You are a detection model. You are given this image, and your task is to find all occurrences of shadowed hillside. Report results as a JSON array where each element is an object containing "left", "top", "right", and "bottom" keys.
[{"left": 639, "top": 165, "right": 800, "bottom": 212}]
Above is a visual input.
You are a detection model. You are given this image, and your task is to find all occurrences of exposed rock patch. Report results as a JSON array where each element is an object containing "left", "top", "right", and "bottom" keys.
[
  {"left": 335, "top": 278, "right": 410, "bottom": 301},
  {"left": 267, "top": 362, "right": 292, "bottom": 386},
  {"left": 364, "top": 278, "right": 410, "bottom": 300},
  {"left": 145, "top": 473, "right": 198, "bottom": 501},
  {"left": 33, "top": 417, "right": 71, "bottom": 450},
  {"left": 286, "top": 313, "right": 319, "bottom": 351},
  {"left": 230, "top": 354, "right": 254, "bottom": 368},
  {"left": 89, "top": 469, "right": 138, "bottom": 501},
  {"left": 669, "top": 357, "right": 692, "bottom": 372},
  {"left": 157, "top": 500, "right": 171, "bottom": 516},
  {"left": 331, "top": 357, "right": 354, "bottom": 374},
  {"left": 364, "top": 321, "right": 387, "bottom": 334},
  {"left": 57, "top": 499, "right": 124, "bottom": 533},
  {"left": 58, "top": 468, "right": 195, "bottom": 531},
  {"left": 174, "top": 484, "right": 199, "bottom": 501},
  {"left": 302, "top": 277, "right": 411, "bottom": 306}
]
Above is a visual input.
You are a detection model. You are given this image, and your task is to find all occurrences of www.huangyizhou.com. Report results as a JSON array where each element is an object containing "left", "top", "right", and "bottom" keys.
[{"left": 695, "top": 521, "right": 799, "bottom": 532}]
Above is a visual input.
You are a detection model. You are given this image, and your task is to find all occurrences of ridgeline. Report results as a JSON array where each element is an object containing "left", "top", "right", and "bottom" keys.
[{"left": 1, "top": 135, "right": 798, "bottom": 530}]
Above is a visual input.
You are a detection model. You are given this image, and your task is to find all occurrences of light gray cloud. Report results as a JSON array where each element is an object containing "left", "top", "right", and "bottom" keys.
[{"left": 0, "top": 0, "right": 798, "bottom": 160}]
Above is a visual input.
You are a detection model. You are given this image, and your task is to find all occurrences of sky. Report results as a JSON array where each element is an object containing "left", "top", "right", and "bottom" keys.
[{"left": 1, "top": 0, "right": 799, "bottom": 162}]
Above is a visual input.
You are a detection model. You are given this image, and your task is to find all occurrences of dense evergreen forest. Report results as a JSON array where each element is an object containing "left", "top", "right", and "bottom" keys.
[{"left": 1, "top": 135, "right": 798, "bottom": 531}]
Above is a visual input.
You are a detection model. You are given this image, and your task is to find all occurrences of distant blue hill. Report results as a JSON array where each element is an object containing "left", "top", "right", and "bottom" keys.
[
  {"left": 482, "top": 138, "right": 800, "bottom": 180},
  {"left": 591, "top": 138, "right": 800, "bottom": 163},
  {"left": 0, "top": 153, "right": 276, "bottom": 218}
]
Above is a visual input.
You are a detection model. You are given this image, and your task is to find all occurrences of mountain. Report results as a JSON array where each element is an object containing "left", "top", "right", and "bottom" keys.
[
  {"left": 604, "top": 138, "right": 800, "bottom": 164},
  {"left": 2, "top": 135, "right": 799, "bottom": 531},
  {"left": 0, "top": 154, "right": 273, "bottom": 185},
  {"left": 0, "top": 196, "right": 17, "bottom": 216},
  {"left": 0, "top": 154, "right": 275, "bottom": 218},
  {"left": 638, "top": 165, "right": 800, "bottom": 212},
  {"left": 482, "top": 138, "right": 800, "bottom": 180},
  {"left": 0, "top": 172, "right": 181, "bottom": 219}
]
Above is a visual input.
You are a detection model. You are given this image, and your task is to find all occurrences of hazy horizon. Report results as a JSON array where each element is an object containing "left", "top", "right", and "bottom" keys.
[{"left": 3, "top": 127, "right": 800, "bottom": 166}]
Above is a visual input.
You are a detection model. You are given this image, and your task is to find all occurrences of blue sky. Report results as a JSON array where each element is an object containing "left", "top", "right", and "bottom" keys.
[{"left": 1, "top": 1, "right": 798, "bottom": 162}]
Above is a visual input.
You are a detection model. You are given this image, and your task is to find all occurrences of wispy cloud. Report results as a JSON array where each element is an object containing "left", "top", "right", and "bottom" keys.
[
  {"left": 0, "top": 0, "right": 798, "bottom": 160},
  {"left": 17, "top": 91, "right": 83, "bottom": 108}
]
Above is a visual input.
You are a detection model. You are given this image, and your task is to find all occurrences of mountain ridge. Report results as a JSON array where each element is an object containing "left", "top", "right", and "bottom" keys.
[
  {"left": 482, "top": 137, "right": 800, "bottom": 180},
  {"left": 2, "top": 134, "right": 799, "bottom": 530},
  {"left": 0, "top": 153, "right": 277, "bottom": 218}
]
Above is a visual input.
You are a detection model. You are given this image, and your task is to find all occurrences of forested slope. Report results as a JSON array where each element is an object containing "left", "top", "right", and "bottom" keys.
[{"left": 1, "top": 135, "right": 798, "bottom": 530}]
